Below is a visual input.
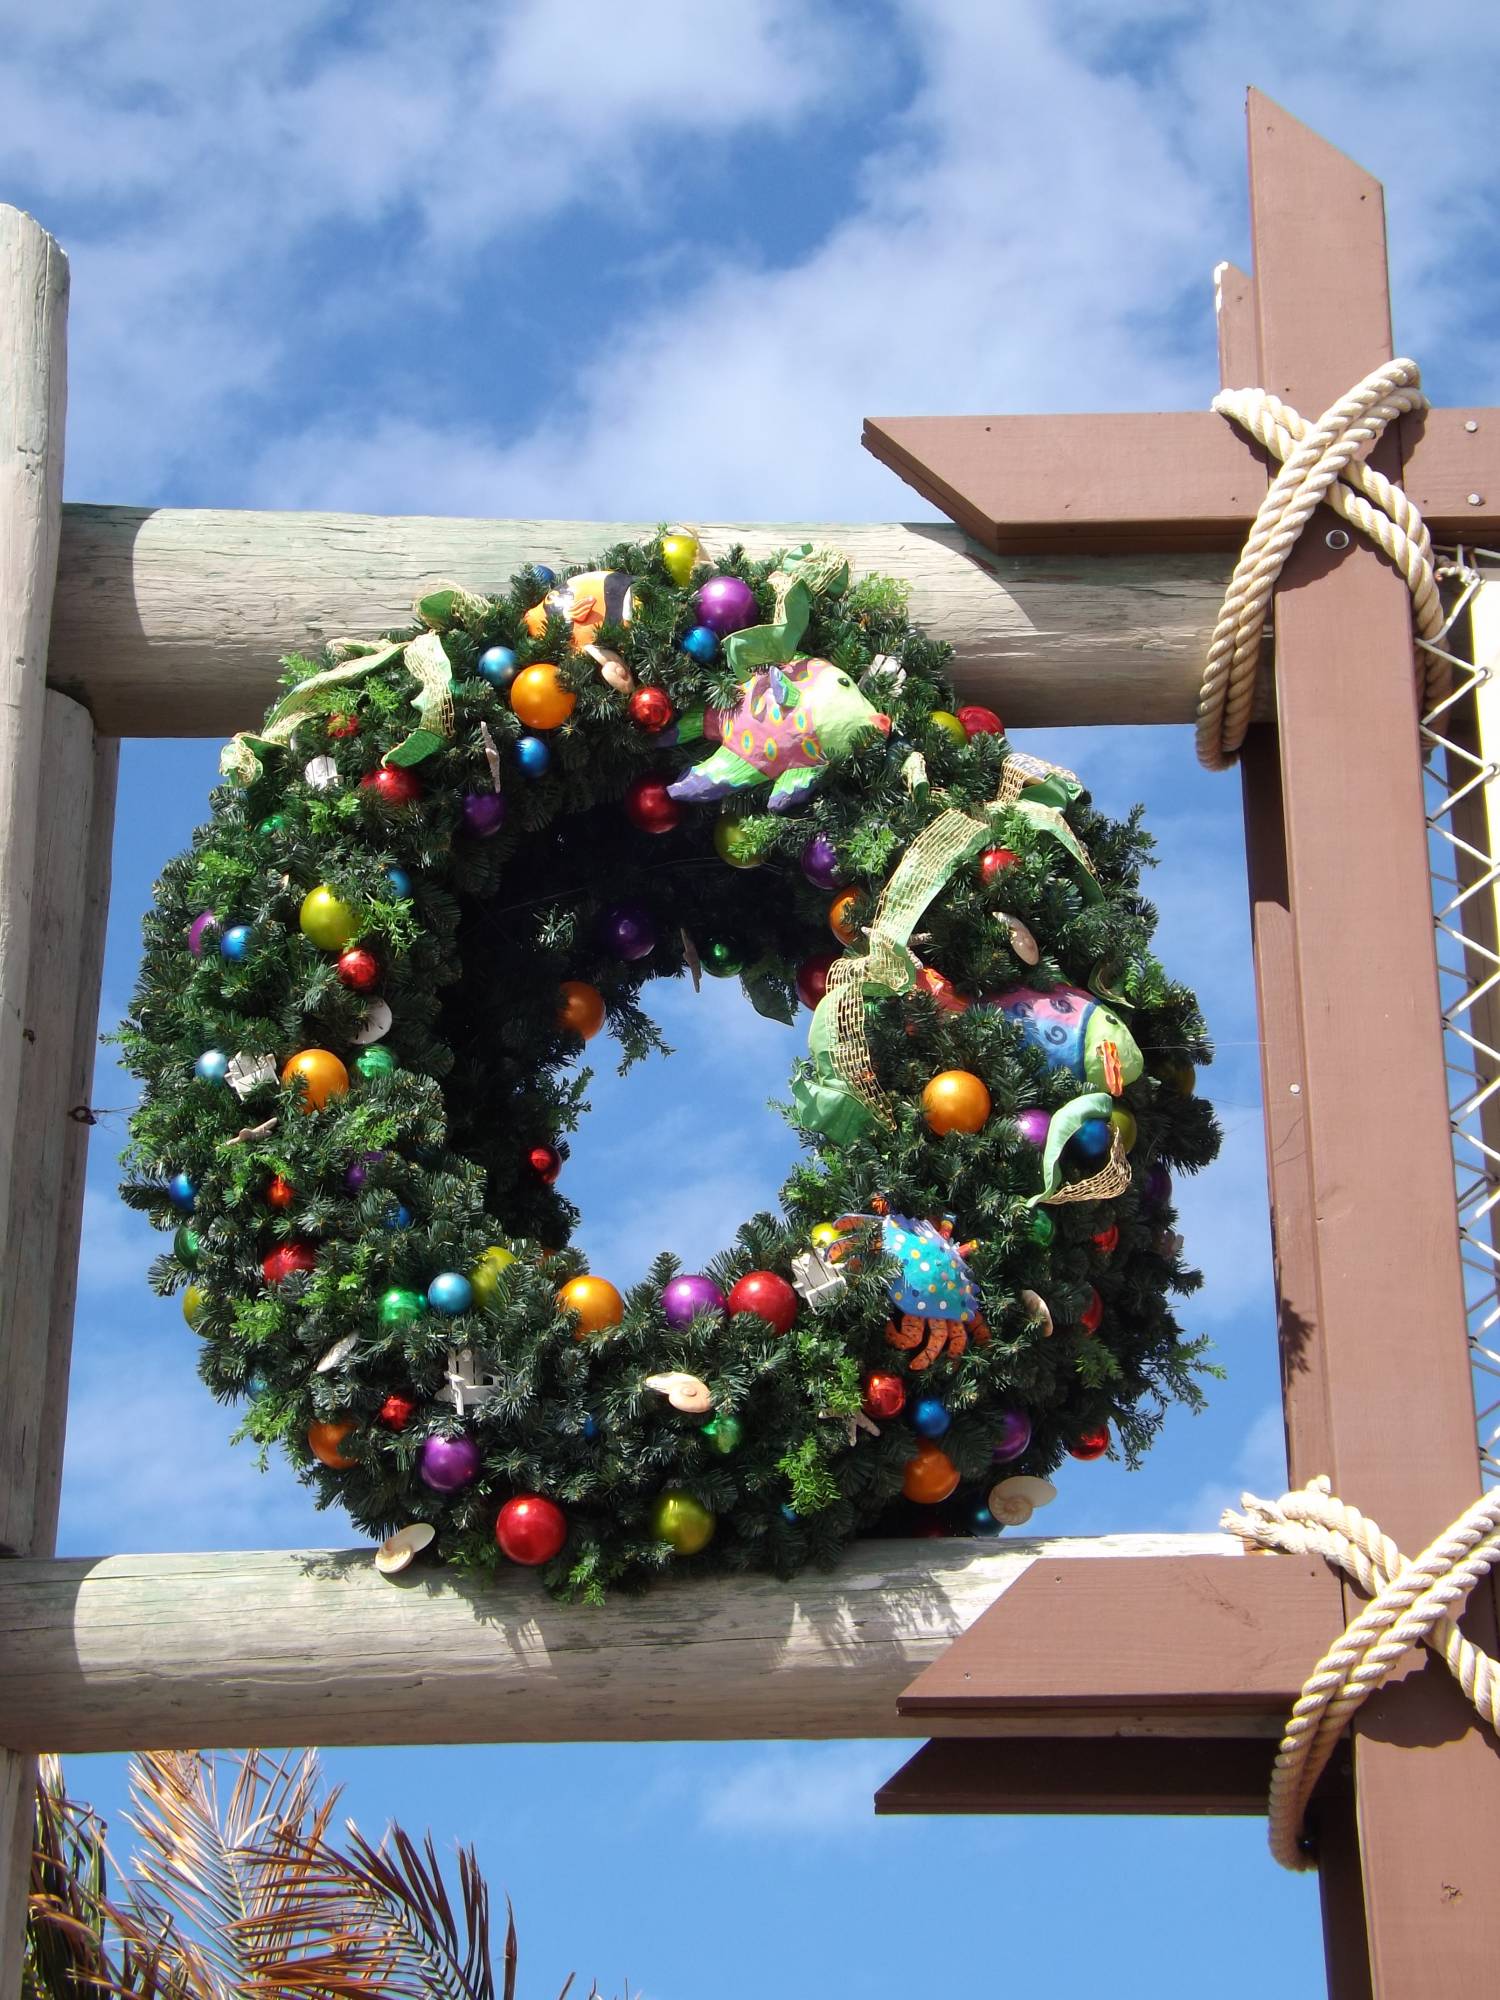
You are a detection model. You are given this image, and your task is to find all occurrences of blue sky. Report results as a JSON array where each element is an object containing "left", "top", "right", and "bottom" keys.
[{"left": 6, "top": 2, "right": 1499, "bottom": 1992}]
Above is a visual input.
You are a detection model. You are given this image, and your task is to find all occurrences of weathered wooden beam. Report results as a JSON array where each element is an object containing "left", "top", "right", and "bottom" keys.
[
  {"left": 46, "top": 505, "right": 1239, "bottom": 735},
  {"left": 1, "top": 1535, "right": 1244, "bottom": 1755},
  {"left": 875, "top": 1735, "right": 1280, "bottom": 1816},
  {"left": 0, "top": 201, "right": 69, "bottom": 2000}
]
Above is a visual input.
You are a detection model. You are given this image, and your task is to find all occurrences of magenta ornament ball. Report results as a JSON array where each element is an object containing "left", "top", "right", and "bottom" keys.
[
  {"left": 418, "top": 1434, "right": 482, "bottom": 1493},
  {"left": 800, "top": 834, "right": 843, "bottom": 891},
  {"left": 1016, "top": 1108, "right": 1051, "bottom": 1147},
  {"left": 462, "top": 791, "right": 507, "bottom": 838},
  {"left": 695, "top": 575, "right": 757, "bottom": 636},
  {"left": 991, "top": 1409, "right": 1033, "bottom": 1462},
  {"left": 188, "top": 910, "right": 218, "bottom": 956},
  {"left": 662, "top": 1274, "right": 727, "bottom": 1329}
]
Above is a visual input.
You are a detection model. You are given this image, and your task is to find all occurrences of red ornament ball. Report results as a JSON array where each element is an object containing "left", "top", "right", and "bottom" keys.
[
  {"left": 624, "top": 775, "right": 682, "bottom": 835},
  {"left": 378, "top": 1393, "right": 418, "bottom": 1431},
  {"left": 628, "top": 686, "right": 675, "bottom": 732},
  {"left": 1092, "top": 1223, "right": 1120, "bottom": 1254},
  {"left": 261, "top": 1241, "right": 316, "bottom": 1286},
  {"left": 726, "top": 1270, "right": 798, "bottom": 1335},
  {"left": 795, "top": 951, "right": 838, "bottom": 1010},
  {"left": 978, "top": 846, "right": 1017, "bottom": 885},
  {"left": 529, "top": 1144, "right": 562, "bottom": 1184},
  {"left": 862, "top": 1372, "right": 907, "bottom": 1421},
  {"left": 1080, "top": 1286, "right": 1104, "bottom": 1334},
  {"left": 496, "top": 1493, "right": 568, "bottom": 1565},
  {"left": 958, "top": 704, "right": 1003, "bottom": 737},
  {"left": 266, "top": 1173, "right": 296, "bottom": 1212},
  {"left": 360, "top": 764, "right": 424, "bottom": 807},
  {"left": 327, "top": 712, "right": 360, "bottom": 739},
  {"left": 1070, "top": 1424, "right": 1111, "bottom": 1461},
  {"left": 336, "top": 946, "right": 380, "bottom": 993}
]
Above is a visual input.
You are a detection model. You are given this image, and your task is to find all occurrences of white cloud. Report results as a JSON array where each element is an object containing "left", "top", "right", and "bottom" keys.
[
  {"left": 1170, "top": 1397, "right": 1288, "bottom": 1534},
  {"left": 697, "top": 1742, "right": 897, "bottom": 1837}
]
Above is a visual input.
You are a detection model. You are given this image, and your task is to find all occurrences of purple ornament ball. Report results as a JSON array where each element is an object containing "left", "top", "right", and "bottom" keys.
[
  {"left": 991, "top": 1409, "right": 1033, "bottom": 1463},
  {"left": 463, "top": 791, "right": 507, "bottom": 839},
  {"left": 344, "top": 1149, "right": 387, "bottom": 1192},
  {"left": 418, "top": 1434, "right": 482, "bottom": 1493},
  {"left": 1144, "top": 1164, "right": 1172, "bottom": 1205},
  {"left": 1016, "top": 1108, "right": 1051, "bottom": 1147},
  {"left": 695, "top": 574, "right": 758, "bottom": 637},
  {"left": 662, "top": 1273, "right": 727, "bottom": 1329},
  {"left": 188, "top": 910, "right": 218, "bottom": 956},
  {"left": 800, "top": 834, "right": 843, "bottom": 891},
  {"left": 600, "top": 902, "right": 657, "bottom": 962}
]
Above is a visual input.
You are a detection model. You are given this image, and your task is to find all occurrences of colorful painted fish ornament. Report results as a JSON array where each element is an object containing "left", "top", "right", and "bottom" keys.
[{"left": 666, "top": 657, "right": 891, "bottom": 814}]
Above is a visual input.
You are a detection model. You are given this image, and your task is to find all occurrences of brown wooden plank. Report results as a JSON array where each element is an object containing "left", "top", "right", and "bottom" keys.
[
  {"left": 861, "top": 409, "right": 1500, "bottom": 555},
  {"left": 897, "top": 1553, "right": 1342, "bottom": 1720},
  {"left": 1248, "top": 85, "right": 1500, "bottom": 1994},
  {"left": 875, "top": 1735, "right": 1277, "bottom": 1816}
]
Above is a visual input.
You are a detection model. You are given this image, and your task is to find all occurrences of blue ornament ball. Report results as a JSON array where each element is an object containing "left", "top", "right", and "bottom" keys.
[
  {"left": 911, "top": 1397, "right": 952, "bottom": 1439},
  {"left": 194, "top": 1049, "right": 230, "bottom": 1085},
  {"left": 514, "top": 734, "right": 551, "bottom": 777},
  {"left": 218, "top": 924, "right": 253, "bottom": 960},
  {"left": 532, "top": 565, "right": 556, "bottom": 586},
  {"left": 581, "top": 1415, "right": 600, "bottom": 1441},
  {"left": 246, "top": 1371, "right": 269, "bottom": 1398},
  {"left": 477, "top": 645, "right": 518, "bottom": 689},
  {"left": 679, "top": 624, "right": 719, "bottom": 664},
  {"left": 1072, "top": 1116, "right": 1114, "bottom": 1162},
  {"left": 971, "top": 1503, "right": 1005, "bottom": 1538},
  {"left": 780, "top": 1503, "right": 799, "bottom": 1524},
  {"left": 427, "top": 1271, "right": 474, "bottom": 1315},
  {"left": 386, "top": 867, "right": 413, "bottom": 897},
  {"left": 167, "top": 1172, "right": 197, "bottom": 1212},
  {"left": 383, "top": 1202, "right": 414, "bottom": 1230}
]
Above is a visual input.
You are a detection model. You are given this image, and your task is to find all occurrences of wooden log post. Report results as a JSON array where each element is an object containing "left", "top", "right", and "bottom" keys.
[{"left": 0, "top": 204, "right": 70, "bottom": 2000}]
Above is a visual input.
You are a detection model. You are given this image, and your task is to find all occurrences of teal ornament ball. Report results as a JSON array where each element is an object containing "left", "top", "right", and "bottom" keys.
[
  {"left": 478, "top": 645, "right": 518, "bottom": 689},
  {"left": 386, "top": 867, "right": 412, "bottom": 897},
  {"left": 167, "top": 1172, "right": 196, "bottom": 1212},
  {"left": 427, "top": 1271, "right": 473, "bottom": 1315},
  {"left": 194, "top": 1050, "right": 230, "bottom": 1084},
  {"left": 1072, "top": 1116, "right": 1113, "bottom": 1162},
  {"left": 679, "top": 625, "right": 719, "bottom": 663},
  {"left": 219, "top": 924, "right": 253, "bottom": 960}
]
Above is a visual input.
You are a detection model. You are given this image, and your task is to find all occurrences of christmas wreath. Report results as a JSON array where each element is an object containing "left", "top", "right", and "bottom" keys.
[{"left": 121, "top": 531, "right": 1220, "bottom": 1597}]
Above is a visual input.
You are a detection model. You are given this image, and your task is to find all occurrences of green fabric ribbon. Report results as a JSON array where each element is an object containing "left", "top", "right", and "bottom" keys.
[
  {"left": 1028, "top": 1091, "right": 1114, "bottom": 1204},
  {"left": 723, "top": 544, "right": 849, "bottom": 677},
  {"left": 220, "top": 630, "right": 456, "bottom": 784}
]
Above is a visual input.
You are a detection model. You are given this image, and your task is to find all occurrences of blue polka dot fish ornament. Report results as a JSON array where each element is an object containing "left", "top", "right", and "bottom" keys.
[
  {"left": 984, "top": 983, "right": 1143, "bottom": 1095},
  {"left": 837, "top": 1206, "right": 991, "bottom": 1372},
  {"left": 665, "top": 658, "right": 892, "bottom": 814}
]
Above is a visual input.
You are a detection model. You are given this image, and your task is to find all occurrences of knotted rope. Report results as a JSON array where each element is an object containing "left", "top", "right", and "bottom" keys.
[
  {"left": 1223, "top": 1476, "right": 1500, "bottom": 1870},
  {"left": 1196, "top": 357, "right": 1445, "bottom": 770}
]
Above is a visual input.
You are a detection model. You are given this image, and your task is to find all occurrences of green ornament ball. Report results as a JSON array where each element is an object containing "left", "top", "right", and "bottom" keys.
[
  {"left": 380, "top": 1286, "right": 424, "bottom": 1329},
  {"left": 174, "top": 1224, "right": 201, "bottom": 1267},
  {"left": 703, "top": 1415, "right": 743, "bottom": 1455},
  {"left": 650, "top": 1487, "right": 716, "bottom": 1555},
  {"left": 1027, "top": 1209, "right": 1055, "bottom": 1247},
  {"left": 257, "top": 813, "right": 287, "bottom": 836},
  {"left": 355, "top": 1046, "right": 396, "bottom": 1080},
  {"left": 712, "top": 817, "right": 761, "bottom": 869},
  {"left": 701, "top": 937, "right": 744, "bottom": 978}
]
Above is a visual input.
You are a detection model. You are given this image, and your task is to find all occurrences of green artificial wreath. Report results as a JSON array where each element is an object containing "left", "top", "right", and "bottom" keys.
[{"left": 121, "top": 532, "right": 1221, "bottom": 1597}]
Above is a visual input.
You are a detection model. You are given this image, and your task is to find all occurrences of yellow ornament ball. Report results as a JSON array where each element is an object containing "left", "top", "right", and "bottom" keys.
[
  {"left": 470, "top": 1245, "right": 517, "bottom": 1310},
  {"left": 1161, "top": 1060, "right": 1196, "bottom": 1097},
  {"left": 299, "top": 885, "right": 359, "bottom": 952},
  {"left": 713, "top": 817, "right": 761, "bottom": 869},
  {"left": 829, "top": 889, "right": 860, "bottom": 945},
  {"left": 660, "top": 529, "right": 701, "bottom": 587},
  {"left": 307, "top": 1418, "right": 358, "bottom": 1469},
  {"left": 930, "top": 710, "right": 967, "bottom": 745},
  {"left": 510, "top": 663, "right": 576, "bottom": 731},
  {"left": 182, "top": 1283, "right": 207, "bottom": 1330},
  {"left": 651, "top": 1487, "right": 716, "bottom": 1555},
  {"left": 556, "top": 980, "right": 606, "bottom": 1040},
  {"left": 1109, "top": 1107, "right": 1138, "bottom": 1152},
  {"left": 810, "top": 1221, "right": 842, "bottom": 1251},
  {"left": 282, "top": 1047, "right": 350, "bottom": 1111},
  {"left": 922, "top": 1069, "right": 992, "bottom": 1135},
  {"left": 557, "top": 1273, "right": 625, "bottom": 1338}
]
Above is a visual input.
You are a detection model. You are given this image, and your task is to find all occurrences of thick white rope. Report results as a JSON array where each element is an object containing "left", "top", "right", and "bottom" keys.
[
  {"left": 1196, "top": 358, "right": 1446, "bottom": 770},
  {"left": 1223, "top": 1476, "right": 1500, "bottom": 1870}
]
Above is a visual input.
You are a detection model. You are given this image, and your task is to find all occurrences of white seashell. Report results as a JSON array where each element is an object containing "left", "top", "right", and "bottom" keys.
[
  {"left": 1019, "top": 1288, "right": 1054, "bottom": 1335},
  {"left": 479, "top": 719, "right": 503, "bottom": 789},
  {"left": 644, "top": 1370, "right": 714, "bottom": 1414},
  {"left": 987, "top": 1490, "right": 1034, "bottom": 1526},
  {"left": 1000, "top": 913, "right": 1039, "bottom": 965},
  {"left": 584, "top": 643, "right": 634, "bottom": 693},
  {"left": 303, "top": 755, "right": 340, "bottom": 790},
  {"left": 352, "top": 998, "right": 393, "bottom": 1045},
  {"left": 993, "top": 1474, "right": 1057, "bottom": 1510},
  {"left": 375, "top": 1522, "right": 436, "bottom": 1576},
  {"left": 315, "top": 1333, "right": 359, "bottom": 1373}
]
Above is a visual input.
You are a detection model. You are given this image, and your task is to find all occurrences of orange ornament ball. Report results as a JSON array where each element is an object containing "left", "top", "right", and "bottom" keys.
[
  {"left": 902, "top": 1440, "right": 960, "bottom": 1505},
  {"left": 557, "top": 1274, "right": 625, "bottom": 1337},
  {"left": 922, "top": 1069, "right": 991, "bottom": 1135},
  {"left": 307, "top": 1419, "right": 357, "bottom": 1469},
  {"left": 266, "top": 1173, "right": 296, "bottom": 1211},
  {"left": 281, "top": 1047, "right": 350, "bottom": 1111},
  {"left": 510, "top": 663, "right": 576, "bottom": 731},
  {"left": 556, "top": 980, "right": 606, "bottom": 1040},
  {"left": 829, "top": 889, "right": 860, "bottom": 945}
]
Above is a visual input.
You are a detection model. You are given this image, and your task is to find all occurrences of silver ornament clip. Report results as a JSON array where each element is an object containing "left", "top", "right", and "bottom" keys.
[
  {"left": 436, "top": 1346, "right": 501, "bottom": 1415},
  {"left": 791, "top": 1246, "right": 847, "bottom": 1311}
]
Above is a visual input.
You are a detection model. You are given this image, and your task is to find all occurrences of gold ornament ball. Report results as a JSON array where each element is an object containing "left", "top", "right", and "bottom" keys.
[
  {"left": 282, "top": 1047, "right": 350, "bottom": 1111},
  {"left": 307, "top": 1418, "right": 358, "bottom": 1469},
  {"left": 181, "top": 1283, "right": 207, "bottom": 1330},
  {"left": 556, "top": 980, "right": 607, "bottom": 1040},
  {"left": 651, "top": 1487, "right": 716, "bottom": 1555},
  {"left": 470, "top": 1245, "right": 517, "bottom": 1310},
  {"left": 929, "top": 709, "right": 966, "bottom": 745},
  {"left": 299, "top": 885, "right": 360, "bottom": 952},
  {"left": 1109, "top": 1107, "right": 1138, "bottom": 1152},
  {"left": 660, "top": 529, "right": 701, "bottom": 586},
  {"left": 557, "top": 1273, "right": 625, "bottom": 1337},
  {"left": 922, "top": 1068, "right": 992, "bottom": 1135},
  {"left": 510, "top": 662, "right": 576, "bottom": 731}
]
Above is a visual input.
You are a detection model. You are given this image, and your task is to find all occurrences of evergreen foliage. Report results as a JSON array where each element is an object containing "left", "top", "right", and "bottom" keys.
[{"left": 120, "top": 536, "right": 1220, "bottom": 1597}]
